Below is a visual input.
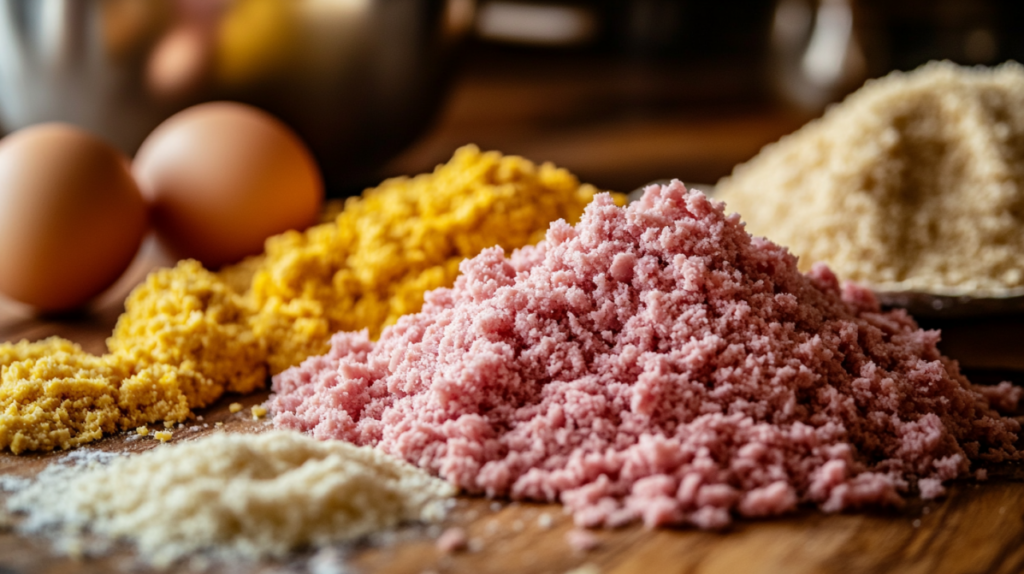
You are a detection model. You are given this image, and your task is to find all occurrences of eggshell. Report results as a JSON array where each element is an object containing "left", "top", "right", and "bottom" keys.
[
  {"left": 133, "top": 101, "right": 323, "bottom": 268},
  {"left": 0, "top": 123, "right": 148, "bottom": 311}
]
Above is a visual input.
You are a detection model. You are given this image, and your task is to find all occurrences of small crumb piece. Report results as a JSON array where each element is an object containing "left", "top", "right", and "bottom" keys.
[
  {"left": 252, "top": 405, "right": 268, "bottom": 419},
  {"left": 163, "top": 421, "right": 174, "bottom": 429},
  {"left": 912, "top": 519, "right": 921, "bottom": 528},
  {"left": 976, "top": 468, "right": 988, "bottom": 481},
  {"left": 197, "top": 415, "right": 204, "bottom": 421},
  {"left": 308, "top": 547, "right": 349, "bottom": 574},
  {"left": 490, "top": 501, "right": 502, "bottom": 512},
  {"left": 467, "top": 537, "right": 485, "bottom": 553},
  {"left": 538, "top": 513, "right": 553, "bottom": 530},
  {"left": 136, "top": 426, "right": 149, "bottom": 436},
  {"left": 229, "top": 402, "right": 243, "bottom": 414},
  {"left": 215, "top": 421, "right": 224, "bottom": 428},
  {"left": 511, "top": 519, "right": 525, "bottom": 532},
  {"left": 154, "top": 431, "right": 173, "bottom": 443},
  {"left": 65, "top": 537, "right": 84, "bottom": 561},
  {"left": 566, "top": 528, "right": 601, "bottom": 552},
  {"left": 436, "top": 527, "right": 467, "bottom": 553}
]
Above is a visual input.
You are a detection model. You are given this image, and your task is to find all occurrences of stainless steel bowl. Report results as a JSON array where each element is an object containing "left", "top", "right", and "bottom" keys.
[{"left": 0, "top": 0, "right": 474, "bottom": 194}]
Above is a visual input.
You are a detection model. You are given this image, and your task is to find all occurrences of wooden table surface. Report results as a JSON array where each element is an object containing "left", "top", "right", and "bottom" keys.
[{"left": 3, "top": 57, "right": 1024, "bottom": 574}]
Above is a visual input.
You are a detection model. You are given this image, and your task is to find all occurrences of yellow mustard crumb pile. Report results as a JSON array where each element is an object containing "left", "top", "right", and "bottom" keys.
[
  {"left": 0, "top": 145, "right": 621, "bottom": 454},
  {"left": 249, "top": 144, "right": 617, "bottom": 371}
]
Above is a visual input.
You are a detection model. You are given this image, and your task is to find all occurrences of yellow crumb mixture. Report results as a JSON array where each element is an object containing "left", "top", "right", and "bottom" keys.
[
  {"left": 0, "top": 339, "right": 191, "bottom": 454},
  {"left": 108, "top": 260, "right": 267, "bottom": 401},
  {"left": 248, "top": 144, "right": 623, "bottom": 372},
  {"left": 0, "top": 145, "right": 618, "bottom": 453}
]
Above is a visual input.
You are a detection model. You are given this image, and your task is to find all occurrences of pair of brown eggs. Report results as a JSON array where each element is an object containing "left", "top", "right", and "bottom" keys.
[{"left": 0, "top": 102, "right": 323, "bottom": 312}]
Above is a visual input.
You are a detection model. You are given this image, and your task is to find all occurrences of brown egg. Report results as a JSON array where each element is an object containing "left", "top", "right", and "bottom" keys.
[
  {"left": 0, "top": 124, "right": 148, "bottom": 312},
  {"left": 132, "top": 101, "right": 323, "bottom": 268}
]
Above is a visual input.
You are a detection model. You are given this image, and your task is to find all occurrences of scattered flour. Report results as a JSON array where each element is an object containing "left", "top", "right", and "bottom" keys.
[{"left": 2, "top": 431, "right": 455, "bottom": 566}]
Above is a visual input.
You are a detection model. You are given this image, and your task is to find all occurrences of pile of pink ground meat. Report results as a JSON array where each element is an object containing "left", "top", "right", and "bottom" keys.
[{"left": 271, "top": 182, "right": 1022, "bottom": 529}]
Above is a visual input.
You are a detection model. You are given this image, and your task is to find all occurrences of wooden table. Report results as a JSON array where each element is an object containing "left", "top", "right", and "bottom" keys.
[{"left": 3, "top": 60, "right": 1024, "bottom": 574}]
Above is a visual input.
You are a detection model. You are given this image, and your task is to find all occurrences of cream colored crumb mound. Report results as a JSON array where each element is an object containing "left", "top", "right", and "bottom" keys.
[
  {"left": 4, "top": 431, "right": 456, "bottom": 566},
  {"left": 716, "top": 60, "right": 1024, "bottom": 295}
]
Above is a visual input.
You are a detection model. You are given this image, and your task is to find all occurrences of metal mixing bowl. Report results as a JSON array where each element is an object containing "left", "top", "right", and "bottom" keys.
[{"left": 0, "top": 0, "right": 474, "bottom": 194}]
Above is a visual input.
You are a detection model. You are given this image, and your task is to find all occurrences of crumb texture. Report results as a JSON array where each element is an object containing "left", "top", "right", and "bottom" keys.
[
  {"left": 109, "top": 259, "right": 268, "bottom": 399},
  {"left": 717, "top": 61, "right": 1024, "bottom": 294},
  {"left": 3, "top": 431, "right": 455, "bottom": 565},
  {"left": 272, "top": 182, "right": 1021, "bottom": 529},
  {"left": 0, "top": 339, "right": 123, "bottom": 454},
  {"left": 0, "top": 146, "right": 609, "bottom": 453},
  {"left": 248, "top": 144, "right": 622, "bottom": 373}
]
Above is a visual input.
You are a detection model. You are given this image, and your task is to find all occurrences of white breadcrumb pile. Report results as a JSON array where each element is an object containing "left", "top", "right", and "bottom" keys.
[
  {"left": 717, "top": 60, "right": 1024, "bottom": 295},
  {"left": 1, "top": 431, "right": 456, "bottom": 566}
]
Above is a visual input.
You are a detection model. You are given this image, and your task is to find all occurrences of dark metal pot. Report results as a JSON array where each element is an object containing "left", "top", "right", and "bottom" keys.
[{"left": 0, "top": 0, "right": 474, "bottom": 195}]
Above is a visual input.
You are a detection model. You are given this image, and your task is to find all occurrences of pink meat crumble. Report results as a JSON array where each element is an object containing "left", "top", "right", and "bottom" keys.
[{"left": 271, "top": 181, "right": 1021, "bottom": 529}]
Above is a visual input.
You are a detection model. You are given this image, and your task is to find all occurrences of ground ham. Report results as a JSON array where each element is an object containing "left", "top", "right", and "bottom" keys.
[{"left": 271, "top": 181, "right": 1021, "bottom": 529}]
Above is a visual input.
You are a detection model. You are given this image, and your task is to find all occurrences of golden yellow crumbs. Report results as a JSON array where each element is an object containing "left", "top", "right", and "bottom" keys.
[
  {"left": 0, "top": 145, "right": 618, "bottom": 453},
  {"left": 215, "top": 422, "right": 224, "bottom": 428},
  {"left": 154, "top": 431, "right": 172, "bottom": 443},
  {"left": 0, "top": 338, "right": 194, "bottom": 454},
  {"left": 229, "top": 402, "right": 243, "bottom": 414},
  {"left": 109, "top": 260, "right": 268, "bottom": 401},
  {"left": 247, "top": 144, "right": 624, "bottom": 372},
  {"left": 136, "top": 426, "right": 149, "bottom": 436},
  {"left": 251, "top": 405, "right": 267, "bottom": 419}
]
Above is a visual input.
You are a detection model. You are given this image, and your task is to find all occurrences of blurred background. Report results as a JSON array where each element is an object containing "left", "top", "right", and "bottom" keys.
[
  {"left": 387, "top": 0, "right": 1024, "bottom": 194},
  {"left": 0, "top": 0, "right": 1021, "bottom": 195}
]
